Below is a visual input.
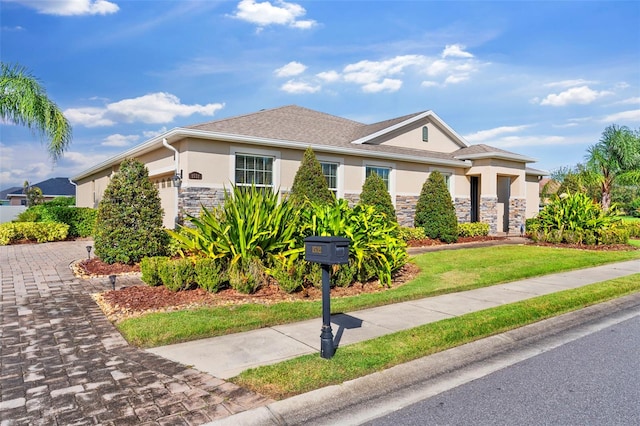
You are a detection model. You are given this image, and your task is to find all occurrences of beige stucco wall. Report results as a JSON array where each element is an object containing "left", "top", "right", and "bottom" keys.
[
  {"left": 466, "top": 158, "right": 527, "bottom": 198},
  {"left": 370, "top": 120, "right": 465, "bottom": 153},
  {"left": 74, "top": 133, "right": 539, "bottom": 230},
  {"left": 526, "top": 174, "right": 541, "bottom": 218}
]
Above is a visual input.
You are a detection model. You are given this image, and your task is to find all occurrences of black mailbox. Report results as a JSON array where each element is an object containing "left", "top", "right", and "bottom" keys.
[{"left": 304, "top": 236, "right": 350, "bottom": 265}]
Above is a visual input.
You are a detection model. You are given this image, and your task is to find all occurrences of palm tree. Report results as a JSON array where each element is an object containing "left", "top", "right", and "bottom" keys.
[
  {"left": 0, "top": 62, "right": 72, "bottom": 161},
  {"left": 587, "top": 124, "right": 640, "bottom": 211}
]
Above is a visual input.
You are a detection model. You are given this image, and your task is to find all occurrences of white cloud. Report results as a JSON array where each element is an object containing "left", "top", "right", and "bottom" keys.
[
  {"left": 231, "top": 0, "right": 317, "bottom": 30},
  {"left": 495, "top": 135, "right": 569, "bottom": 148},
  {"left": 600, "top": 109, "right": 640, "bottom": 123},
  {"left": 1, "top": 25, "right": 25, "bottom": 31},
  {"left": 275, "top": 61, "right": 307, "bottom": 77},
  {"left": 421, "top": 80, "right": 439, "bottom": 88},
  {"left": 64, "top": 107, "right": 115, "bottom": 127},
  {"left": 444, "top": 74, "right": 470, "bottom": 85},
  {"left": 362, "top": 78, "right": 403, "bottom": 93},
  {"left": 544, "top": 79, "right": 596, "bottom": 88},
  {"left": 539, "top": 86, "right": 614, "bottom": 106},
  {"left": 8, "top": 0, "right": 119, "bottom": 16},
  {"left": 143, "top": 127, "right": 168, "bottom": 138},
  {"left": 280, "top": 80, "right": 320, "bottom": 94},
  {"left": 612, "top": 97, "right": 640, "bottom": 106},
  {"left": 102, "top": 134, "right": 140, "bottom": 147},
  {"left": 442, "top": 44, "right": 474, "bottom": 59},
  {"left": 65, "top": 92, "right": 225, "bottom": 127},
  {"left": 316, "top": 70, "right": 340, "bottom": 83},
  {"left": 464, "top": 125, "right": 531, "bottom": 143},
  {"left": 342, "top": 55, "right": 425, "bottom": 92}
]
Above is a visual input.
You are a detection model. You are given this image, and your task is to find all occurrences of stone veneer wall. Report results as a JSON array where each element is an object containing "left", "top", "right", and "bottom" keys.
[
  {"left": 395, "top": 195, "right": 419, "bottom": 227},
  {"left": 509, "top": 197, "right": 527, "bottom": 235},
  {"left": 344, "top": 193, "right": 359, "bottom": 207},
  {"left": 454, "top": 197, "right": 471, "bottom": 224},
  {"left": 178, "top": 187, "right": 226, "bottom": 223},
  {"left": 480, "top": 196, "right": 498, "bottom": 235}
]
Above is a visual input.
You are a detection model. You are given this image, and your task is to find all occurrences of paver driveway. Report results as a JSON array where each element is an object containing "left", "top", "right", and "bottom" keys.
[{"left": 0, "top": 240, "right": 271, "bottom": 425}]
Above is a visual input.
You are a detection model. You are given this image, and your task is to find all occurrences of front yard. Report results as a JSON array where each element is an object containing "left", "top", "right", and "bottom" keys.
[{"left": 112, "top": 244, "right": 640, "bottom": 348}]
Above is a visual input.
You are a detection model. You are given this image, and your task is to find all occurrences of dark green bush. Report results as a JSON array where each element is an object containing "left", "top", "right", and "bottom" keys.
[
  {"left": 158, "top": 258, "right": 196, "bottom": 292},
  {"left": 94, "top": 158, "right": 169, "bottom": 264},
  {"left": 289, "top": 147, "right": 334, "bottom": 207},
  {"left": 15, "top": 204, "right": 96, "bottom": 238},
  {"left": 359, "top": 172, "right": 396, "bottom": 223},
  {"left": 195, "top": 257, "right": 227, "bottom": 293},
  {"left": 414, "top": 171, "right": 458, "bottom": 243},
  {"left": 140, "top": 256, "right": 169, "bottom": 287}
]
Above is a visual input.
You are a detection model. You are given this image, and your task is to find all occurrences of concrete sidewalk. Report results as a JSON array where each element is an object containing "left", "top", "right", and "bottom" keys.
[{"left": 148, "top": 259, "right": 640, "bottom": 380}]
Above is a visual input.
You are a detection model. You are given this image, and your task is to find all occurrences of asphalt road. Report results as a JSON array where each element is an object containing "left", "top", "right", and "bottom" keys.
[{"left": 365, "top": 310, "right": 640, "bottom": 426}]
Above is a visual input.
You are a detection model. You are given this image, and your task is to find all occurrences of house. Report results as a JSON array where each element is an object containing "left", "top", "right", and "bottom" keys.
[
  {"left": 5, "top": 178, "right": 75, "bottom": 206},
  {"left": 72, "top": 105, "right": 545, "bottom": 234}
]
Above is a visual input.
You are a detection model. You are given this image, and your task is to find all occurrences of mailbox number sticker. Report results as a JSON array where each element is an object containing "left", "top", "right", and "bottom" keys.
[{"left": 311, "top": 246, "right": 323, "bottom": 254}]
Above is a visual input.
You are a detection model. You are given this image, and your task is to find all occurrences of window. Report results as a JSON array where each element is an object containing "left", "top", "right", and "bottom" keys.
[
  {"left": 320, "top": 162, "right": 338, "bottom": 195},
  {"left": 422, "top": 126, "right": 429, "bottom": 142},
  {"left": 365, "top": 165, "right": 391, "bottom": 190},
  {"left": 235, "top": 154, "right": 274, "bottom": 189}
]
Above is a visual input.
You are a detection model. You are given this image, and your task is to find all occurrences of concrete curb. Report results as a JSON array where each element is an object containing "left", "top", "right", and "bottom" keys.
[{"left": 209, "top": 292, "right": 640, "bottom": 425}]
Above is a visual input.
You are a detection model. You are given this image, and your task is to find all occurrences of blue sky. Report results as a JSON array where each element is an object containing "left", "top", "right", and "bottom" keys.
[{"left": 1, "top": 0, "right": 639, "bottom": 189}]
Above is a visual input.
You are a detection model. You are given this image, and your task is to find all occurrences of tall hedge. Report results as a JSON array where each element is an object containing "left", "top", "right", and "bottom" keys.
[
  {"left": 359, "top": 172, "right": 396, "bottom": 223},
  {"left": 94, "top": 158, "right": 168, "bottom": 264},
  {"left": 289, "top": 147, "right": 334, "bottom": 206},
  {"left": 414, "top": 171, "right": 458, "bottom": 243}
]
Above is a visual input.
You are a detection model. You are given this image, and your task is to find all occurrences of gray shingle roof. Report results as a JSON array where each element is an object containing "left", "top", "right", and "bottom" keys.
[{"left": 7, "top": 178, "right": 75, "bottom": 197}]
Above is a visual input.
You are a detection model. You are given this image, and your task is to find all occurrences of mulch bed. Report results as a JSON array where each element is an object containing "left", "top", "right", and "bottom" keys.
[{"left": 75, "top": 236, "right": 638, "bottom": 323}]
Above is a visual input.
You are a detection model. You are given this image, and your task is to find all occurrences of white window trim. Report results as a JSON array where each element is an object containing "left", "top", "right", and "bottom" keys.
[
  {"left": 230, "top": 146, "right": 281, "bottom": 191},
  {"left": 317, "top": 155, "right": 344, "bottom": 199},
  {"left": 429, "top": 167, "right": 455, "bottom": 199},
  {"left": 363, "top": 160, "right": 396, "bottom": 206}
]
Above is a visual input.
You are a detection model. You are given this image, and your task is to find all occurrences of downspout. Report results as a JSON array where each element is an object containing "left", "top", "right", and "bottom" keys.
[{"left": 162, "top": 138, "right": 181, "bottom": 229}]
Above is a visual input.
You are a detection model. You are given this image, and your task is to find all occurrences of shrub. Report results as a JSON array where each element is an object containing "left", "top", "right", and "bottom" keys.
[
  {"left": 269, "top": 254, "right": 305, "bottom": 293},
  {"left": 359, "top": 172, "right": 396, "bottom": 223},
  {"left": 414, "top": 171, "right": 458, "bottom": 243},
  {"left": 398, "top": 226, "right": 426, "bottom": 242},
  {"left": 15, "top": 203, "right": 96, "bottom": 238},
  {"left": 158, "top": 258, "right": 196, "bottom": 292},
  {"left": 94, "top": 158, "right": 169, "bottom": 264},
  {"left": 0, "top": 222, "right": 69, "bottom": 245},
  {"left": 629, "top": 198, "right": 640, "bottom": 217},
  {"left": 140, "top": 256, "right": 169, "bottom": 287},
  {"left": 332, "top": 262, "right": 358, "bottom": 288},
  {"left": 300, "top": 199, "right": 407, "bottom": 287},
  {"left": 622, "top": 221, "right": 640, "bottom": 238},
  {"left": 194, "top": 257, "right": 227, "bottom": 293},
  {"left": 289, "top": 147, "right": 334, "bottom": 207},
  {"left": 171, "top": 184, "right": 301, "bottom": 293},
  {"left": 229, "top": 256, "right": 265, "bottom": 294},
  {"left": 528, "top": 192, "right": 627, "bottom": 245},
  {"left": 458, "top": 222, "right": 490, "bottom": 237}
]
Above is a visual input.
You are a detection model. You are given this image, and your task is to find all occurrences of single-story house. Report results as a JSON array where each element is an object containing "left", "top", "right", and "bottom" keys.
[
  {"left": 6, "top": 177, "right": 76, "bottom": 206},
  {"left": 72, "top": 105, "right": 545, "bottom": 234}
]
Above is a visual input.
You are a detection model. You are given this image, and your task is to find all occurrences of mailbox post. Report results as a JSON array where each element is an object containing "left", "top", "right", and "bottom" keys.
[{"left": 304, "top": 236, "right": 350, "bottom": 359}]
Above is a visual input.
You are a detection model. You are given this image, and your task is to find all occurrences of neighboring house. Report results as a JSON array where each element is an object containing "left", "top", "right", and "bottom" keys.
[
  {"left": 72, "top": 105, "right": 545, "bottom": 234},
  {"left": 6, "top": 178, "right": 76, "bottom": 206},
  {"left": 0, "top": 186, "right": 22, "bottom": 205}
]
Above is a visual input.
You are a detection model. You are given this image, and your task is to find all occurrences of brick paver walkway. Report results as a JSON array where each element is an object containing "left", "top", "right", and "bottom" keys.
[{"left": 0, "top": 241, "right": 271, "bottom": 425}]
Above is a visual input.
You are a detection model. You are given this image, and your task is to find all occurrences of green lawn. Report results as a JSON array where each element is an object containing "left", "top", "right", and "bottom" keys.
[
  {"left": 233, "top": 274, "right": 640, "bottom": 399},
  {"left": 117, "top": 244, "right": 640, "bottom": 347}
]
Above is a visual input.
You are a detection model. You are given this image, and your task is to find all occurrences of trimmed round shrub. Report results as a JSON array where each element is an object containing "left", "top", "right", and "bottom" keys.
[
  {"left": 195, "top": 257, "right": 227, "bottom": 293},
  {"left": 414, "top": 171, "right": 458, "bottom": 243},
  {"left": 359, "top": 172, "right": 396, "bottom": 223},
  {"left": 94, "top": 158, "right": 169, "bottom": 264},
  {"left": 289, "top": 147, "right": 334, "bottom": 207},
  {"left": 140, "top": 256, "right": 169, "bottom": 287},
  {"left": 158, "top": 258, "right": 196, "bottom": 292}
]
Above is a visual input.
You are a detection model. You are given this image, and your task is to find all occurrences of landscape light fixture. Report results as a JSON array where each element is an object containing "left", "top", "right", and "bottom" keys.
[
  {"left": 109, "top": 275, "right": 116, "bottom": 291},
  {"left": 86, "top": 245, "right": 92, "bottom": 260}
]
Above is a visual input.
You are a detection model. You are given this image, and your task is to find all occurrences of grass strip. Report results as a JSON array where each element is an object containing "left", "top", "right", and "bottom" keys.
[
  {"left": 117, "top": 245, "right": 640, "bottom": 347},
  {"left": 232, "top": 274, "right": 640, "bottom": 400}
]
